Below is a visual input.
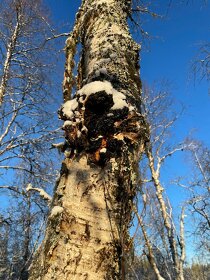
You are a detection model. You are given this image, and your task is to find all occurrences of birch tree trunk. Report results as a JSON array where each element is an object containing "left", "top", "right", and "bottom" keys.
[
  {"left": 0, "top": 6, "right": 20, "bottom": 106},
  {"left": 29, "top": 0, "right": 146, "bottom": 279},
  {"left": 0, "top": 18, "right": 19, "bottom": 107}
]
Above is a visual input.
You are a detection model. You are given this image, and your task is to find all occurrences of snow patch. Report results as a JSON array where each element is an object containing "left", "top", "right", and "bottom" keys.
[
  {"left": 81, "top": 126, "right": 88, "bottom": 133},
  {"left": 91, "top": 135, "right": 103, "bottom": 141},
  {"left": 100, "top": 148, "right": 107, "bottom": 153},
  {"left": 26, "top": 184, "right": 52, "bottom": 202},
  {"left": 78, "top": 81, "right": 128, "bottom": 110},
  {"left": 26, "top": 183, "right": 33, "bottom": 192},
  {"left": 111, "top": 90, "right": 128, "bottom": 110},
  {"left": 50, "top": 206, "right": 64, "bottom": 217},
  {"left": 52, "top": 142, "right": 64, "bottom": 149},
  {"left": 62, "top": 99, "right": 78, "bottom": 118},
  {"left": 39, "top": 190, "right": 52, "bottom": 201},
  {"left": 129, "top": 105, "right": 135, "bottom": 112},
  {"left": 63, "top": 120, "right": 73, "bottom": 127}
]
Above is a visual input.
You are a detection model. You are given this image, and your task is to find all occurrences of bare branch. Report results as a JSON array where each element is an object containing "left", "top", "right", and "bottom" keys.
[{"left": 26, "top": 184, "right": 52, "bottom": 204}]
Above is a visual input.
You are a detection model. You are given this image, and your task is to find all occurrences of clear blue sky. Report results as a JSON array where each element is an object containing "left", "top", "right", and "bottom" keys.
[{"left": 140, "top": 0, "right": 209, "bottom": 143}]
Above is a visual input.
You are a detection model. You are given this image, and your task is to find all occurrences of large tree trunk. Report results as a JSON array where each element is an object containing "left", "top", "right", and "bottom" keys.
[{"left": 29, "top": 0, "right": 146, "bottom": 279}]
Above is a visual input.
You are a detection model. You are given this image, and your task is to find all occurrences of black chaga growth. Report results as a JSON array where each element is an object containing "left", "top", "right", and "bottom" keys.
[{"left": 59, "top": 84, "right": 146, "bottom": 166}]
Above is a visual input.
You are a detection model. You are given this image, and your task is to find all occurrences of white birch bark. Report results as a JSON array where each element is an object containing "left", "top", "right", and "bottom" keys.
[
  {"left": 179, "top": 207, "right": 185, "bottom": 280},
  {"left": 29, "top": 0, "right": 146, "bottom": 279},
  {"left": 146, "top": 143, "right": 185, "bottom": 280},
  {"left": 134, "top": 207, "right": 165, "bottom": 280},
  {"left": 0, "top": 13, "right": 20, "bottom": 106}
]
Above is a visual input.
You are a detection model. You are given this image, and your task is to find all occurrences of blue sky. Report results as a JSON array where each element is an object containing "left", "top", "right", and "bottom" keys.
[{"left": 140, "top": 0, "right": 209, "bottom": 144}]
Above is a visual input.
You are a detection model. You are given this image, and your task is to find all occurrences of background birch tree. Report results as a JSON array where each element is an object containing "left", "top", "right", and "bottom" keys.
[
  {"left": 129, "top": 81, "right": 209, "bottom": 279},
  {"left": 0, "top": 0, "right": 64, "bottom": 279},
  {"left": 178, "top": 140, "right": 210, "bottom": 258},
  {"left": 131, "top": 83, "right": 187, "bottom": 280}
]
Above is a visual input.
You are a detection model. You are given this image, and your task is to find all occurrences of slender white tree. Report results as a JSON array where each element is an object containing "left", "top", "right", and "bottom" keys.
[
  {"left": 133, "top": 83, "right": 187, "bottom": 280},
  {"left": 0, "top": 1, "right": 63, "bottom": 278}
]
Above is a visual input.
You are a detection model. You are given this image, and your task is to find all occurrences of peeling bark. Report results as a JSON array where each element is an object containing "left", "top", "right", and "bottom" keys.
[{"left": 29, "top": 0, "right": 146, "bottom": 279}]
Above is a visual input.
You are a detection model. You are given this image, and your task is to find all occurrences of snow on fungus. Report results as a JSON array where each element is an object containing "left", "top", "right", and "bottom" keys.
[
  {"left": 111, "top": 90, "right": 128, "bottom": 110},
  {"left": 50, "top": 206, "right": 64, "bottom": 217},
  {"left": 78, "top": 81, "right": 128, "bottom": 110},
  {"left": 78, "top": 81, "right": 113, "bottom": 96},
  {"left": 100, "top": 148, "right": 107, "bottom": 153},
  {"left": 79, "top": 96, "right": 84, "bottom": 102},
  {"left": 63, "top": 120, "right": 73, "bottom": 127},
  {"left": 62, "top": 99, "right": 78, "bottom": 118}
]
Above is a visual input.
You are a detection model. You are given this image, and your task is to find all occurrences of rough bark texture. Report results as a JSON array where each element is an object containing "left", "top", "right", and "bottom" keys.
[{"left": 29, "top": 0, "right": 146, "bottom": 279}]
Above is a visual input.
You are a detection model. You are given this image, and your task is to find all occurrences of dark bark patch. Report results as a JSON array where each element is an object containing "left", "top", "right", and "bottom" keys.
[
  {"left": 76, "top": 170, "right": 89, "bottom": 181},
  {"left": 107, "top": 138, "right": 123, "bottom": 157},
  {"left": 60, "top": 162, "right": 68, "bottom": 175}
]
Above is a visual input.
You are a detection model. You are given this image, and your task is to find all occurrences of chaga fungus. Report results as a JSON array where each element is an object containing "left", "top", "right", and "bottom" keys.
[
  {"left": 84, "top": 90, "right": 114, "bottom": 139},
  {"left": 59, "top": 80, "right": 144, "bottom": 166}
]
